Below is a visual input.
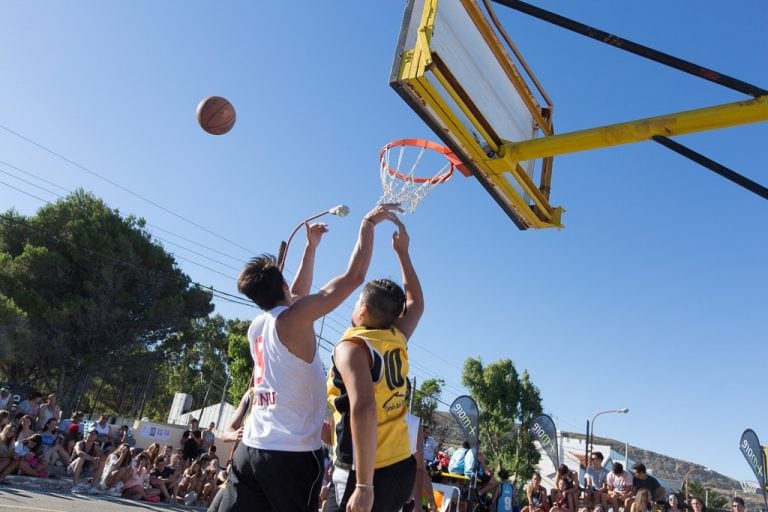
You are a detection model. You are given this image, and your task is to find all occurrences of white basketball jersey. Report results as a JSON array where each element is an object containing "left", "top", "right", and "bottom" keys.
[{"left": 241, "top": 306, "right": 325, "bottom": 452}]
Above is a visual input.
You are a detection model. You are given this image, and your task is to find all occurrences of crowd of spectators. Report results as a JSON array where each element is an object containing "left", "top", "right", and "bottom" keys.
[{"left": 0, "top": 385, "right": 228, "bottom": 507}]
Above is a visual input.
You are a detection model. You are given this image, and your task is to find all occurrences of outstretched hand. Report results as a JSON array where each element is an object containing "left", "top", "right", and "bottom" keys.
[
  {"left": 304, "top": 222, "right": 329, "bottom": 248},
  {"left": 391, "top": 217, "right": 409, "bottom": 255},
  {"left": 363, "top": 203, "right": 404, "bottom": 226}
]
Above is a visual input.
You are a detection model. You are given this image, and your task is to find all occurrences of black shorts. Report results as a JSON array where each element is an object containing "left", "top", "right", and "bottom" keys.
[
  {"left": 326, "top": 456, "right": 416, "bottom": 512},
  {"left": 216, "top": 442, "right": 323, "bottom": 512}
]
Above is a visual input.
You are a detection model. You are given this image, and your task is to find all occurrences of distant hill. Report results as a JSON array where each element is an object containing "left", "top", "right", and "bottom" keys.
[{"left": 429, "top": 411, "right": 756, "bottom": 507}]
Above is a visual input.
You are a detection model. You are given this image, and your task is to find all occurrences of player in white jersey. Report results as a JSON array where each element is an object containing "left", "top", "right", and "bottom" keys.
[{"left": 216, "top": 203, "right": 402, "bottom": 512}]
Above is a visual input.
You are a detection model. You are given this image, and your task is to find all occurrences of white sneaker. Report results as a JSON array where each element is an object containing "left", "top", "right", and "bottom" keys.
[
  {"left": 71, "top": 483, "right": 89, "bottom": 494},
  {"left": 106, "top": 481, "right": 124, "bottom": 497},
  {"left": 184, "top": 491, "right": 197, "bottom": 506},
  {"left": 88, "top": 484, "right": 105, "bottom": 495}
]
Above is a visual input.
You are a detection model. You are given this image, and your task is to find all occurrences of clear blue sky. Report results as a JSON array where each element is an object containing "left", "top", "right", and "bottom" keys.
[{"left": 1, "top": 1, "right": 766, "bottom": 483}]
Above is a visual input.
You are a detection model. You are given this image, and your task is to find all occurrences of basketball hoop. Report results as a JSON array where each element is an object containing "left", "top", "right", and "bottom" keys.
[{"left": 378, "top": 138, "right": 464, "bottom": 213}]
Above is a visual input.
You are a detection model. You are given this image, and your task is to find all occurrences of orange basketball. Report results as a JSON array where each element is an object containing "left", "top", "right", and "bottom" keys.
[{"left": 196, "top": 96, "right": 236, "bottom": 135}]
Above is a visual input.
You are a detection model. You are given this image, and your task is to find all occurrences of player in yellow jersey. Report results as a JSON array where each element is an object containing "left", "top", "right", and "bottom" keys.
[{"left": 327, "top": 215, "right": 423, "bottom": 512}]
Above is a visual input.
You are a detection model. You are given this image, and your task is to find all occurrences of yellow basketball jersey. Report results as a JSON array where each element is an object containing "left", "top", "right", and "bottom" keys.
[{"left": 327, "top": 326, "right": 411, "bottom": 468}]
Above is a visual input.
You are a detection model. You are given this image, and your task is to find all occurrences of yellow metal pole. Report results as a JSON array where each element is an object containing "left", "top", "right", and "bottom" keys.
[{"left": 498, "top": 96, "right": 768, "bottom": 164}]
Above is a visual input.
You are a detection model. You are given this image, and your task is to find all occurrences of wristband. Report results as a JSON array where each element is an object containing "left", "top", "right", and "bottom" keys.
[{"left": 355, "top": 483, "right": 374, "bottom": 489}]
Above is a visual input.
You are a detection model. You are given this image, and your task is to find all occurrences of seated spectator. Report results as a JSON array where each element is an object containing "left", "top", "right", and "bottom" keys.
[
  {"left": 116, "top": 424, "right": 135, "bottom": 446},
  {"left": 631, "top": 489, "right": 654, "bottom": 512},
  {"left": 627, "top": 462, "right": 663, "bottom": 509},
  {"left": 448, "top": 441, "right": 471, "bottom": 475},
  {"left": 89, "top": 413, "right": 114, "bottom": 451},
  {"left": 37, "top": 394, "right": 61, "bottom": 428},
  {"left": 522, "top": 472, "right": 549, "bottom": 512},
  {"left": 0, "top": 386, "right": 12, "bottom": 411},
  {"left": 15, "top": 433, "right": 49, "bottom": 477},
  {"left": 667, "top": 494, "right": 682, "bottom": 512},
  {"left": 584, "top": 452, "right": 608, "bottom": 510},
  {"left": 122, "top": 451, "right": 161, "bottom": 502},
  {"left": 0, "top": 424, "right": 19, "bottom": 483},
  {"left": 0, "top": 410, "right": 10, "bottom": 429},
  {"left": 551, "top": 478, "right": 574, "bottom": 512},
  {"left": 62, "top": 424, "right": 82, "bottom": 456},
  {"left": 39, "top": 417, "right": 71, "bottom": 467},
  {"left": 15, "top": 415, "right": 36, "bottom": 443},
  {"left": 469, "top": 451, "right": 499, "bottom": 503},
  {"left": 68, "top": 430, "right": 104, "bottom": 493},
  {"left": 149, "top": 456, "right": 178, "bottom": 503},
  {"left": 199, "top": 455, "right": 222, "bottom": 506},
  {"left": 179, "top": 458, "right": 203, "bottom": 505},
  {"left": 604, "top": 462, "right": 634, "bottom": 512},
  {"left": 731, "top": 497, "right": 745, "bottom": 512},
  {"left": 552, "top": 464, "right": 579, "bottom": 512},
  {"left": 145, "top": 442, "right": 161, "bottom": 465},
  {"left": 17, "top": 391, "right": 43, "bottom": 418},
  {"left": 690, "top": 496, "right": 706, "bottom": 512},
  {"left": 59, "top": 410, "right": 85, "bottom": 436},
  {"left": 99, "top": 443, "right": 133, "bottom": 494}
]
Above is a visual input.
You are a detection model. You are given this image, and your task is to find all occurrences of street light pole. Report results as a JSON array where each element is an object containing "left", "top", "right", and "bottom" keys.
[
  {"left": 277, "top": 204, "right": 350, "bottom": 272},
  {"left": 587, "top": 408, "right": 629, "bottom": 469}
]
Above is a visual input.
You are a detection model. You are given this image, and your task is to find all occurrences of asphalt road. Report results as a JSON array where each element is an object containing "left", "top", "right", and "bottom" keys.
[{"left": 0, "top": 487, "right": 206, "bottom": 512}]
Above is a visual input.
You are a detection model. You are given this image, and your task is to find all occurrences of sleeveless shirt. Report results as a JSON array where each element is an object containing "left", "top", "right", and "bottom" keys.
[
  {"left": 241, "top": 306, "right": 326, "bottom": 452},
  {"left": 327, "top": 325, "right": 411, "bottom": 468}
]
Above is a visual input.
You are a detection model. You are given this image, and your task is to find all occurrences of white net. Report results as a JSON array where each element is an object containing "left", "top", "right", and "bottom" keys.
[{"left": 378, "top": 140, "right": 455, "bottom": 213}]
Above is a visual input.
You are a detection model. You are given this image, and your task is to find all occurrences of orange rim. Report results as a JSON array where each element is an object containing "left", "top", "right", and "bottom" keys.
[{"left": 379, "top": 138, "right": 463, "bottom": 184}]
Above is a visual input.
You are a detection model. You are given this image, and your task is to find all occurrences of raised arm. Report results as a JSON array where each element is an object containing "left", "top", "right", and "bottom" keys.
[
  {"left": 281, "top": 203, "right": 402, "bottom": 325},
  {"left": 289, "top": 222, "right": 328, "bottom": 300},
  {"left": 391, "top": 219, "right": 423, "bottom": 340}
]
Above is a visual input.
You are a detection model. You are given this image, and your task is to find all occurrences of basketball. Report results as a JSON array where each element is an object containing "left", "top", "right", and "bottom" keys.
[{"left": 196, "top": 96, "right": 236, "bottom": 135}]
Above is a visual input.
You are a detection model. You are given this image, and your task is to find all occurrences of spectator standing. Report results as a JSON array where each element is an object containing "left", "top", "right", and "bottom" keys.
[
  {"left": 181, "top": 418, "right": 202, "bottom": 468},
  {"left": 202, "top": 421, "right": 216, "bottom": 454},
  {"left": 423, "top": 426, "right": 438, "bottom": 464},
  {"left": 218, "top": 203, "right": 402, "bottom": 512}
]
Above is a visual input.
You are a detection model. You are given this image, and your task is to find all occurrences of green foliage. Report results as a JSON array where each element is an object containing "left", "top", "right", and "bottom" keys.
[
  {"left": 225, "top": 319, "right": 252, "bottom": 403},
  {"left": 0, "top": 191, "right": 214, "bottom": 416},
  {"left": 412, "top": 378, "right": 444, "bottom": 427},
  {"left": 461, "top": 357, "right": 542, "bottom": 494},
  {"left": 686, "top": 480, "right": 729, "bottom": 510}
]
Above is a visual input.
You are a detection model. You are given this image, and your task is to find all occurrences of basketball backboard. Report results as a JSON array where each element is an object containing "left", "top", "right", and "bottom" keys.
[{"left": 390, "top": 0, "right": 563, "bottom": 230}]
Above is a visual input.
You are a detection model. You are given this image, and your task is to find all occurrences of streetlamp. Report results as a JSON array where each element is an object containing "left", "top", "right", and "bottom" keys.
[
  {"left": 585, "top": 408, "right": 629, "bottom": 468},
  {"left": 684, "top": 466, "right": 709, "bottom": 503},
  {"left": 277, "top": 204, "right": 350, "bottom": 271}
]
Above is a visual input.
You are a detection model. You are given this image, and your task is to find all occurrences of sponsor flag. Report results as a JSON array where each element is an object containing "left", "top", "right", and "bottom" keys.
[
  {"left": 450, "top": 395, "right": 480, "bottom": 457},
  {"left": 739, "top": 429, "right": 767, "bottom": 506},
  {"left": 530, "top": 413, "right": 559, "bottom": 467}
]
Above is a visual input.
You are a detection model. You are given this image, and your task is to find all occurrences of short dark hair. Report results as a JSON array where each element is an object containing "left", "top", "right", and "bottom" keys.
[
  {"left": 237, "top": 255, "right": 286, "bottom": 310},
  {"left": 360, "top": 279, "right": 406, "bottom": 328},
  {"left": 733, "top": 498, "right": 745, "bottom": 507},
  {"left": 498, "top": 468, "right": 510, "bottom": 480},
  {"left": 592, "top": 451, "right": 604, "bottom": 461},
  {"left": 632, "top": 462, "right": 646, "bottom": 473},
  {"left": 612, "top": 462, "right": 623, "bottom": 474}
]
